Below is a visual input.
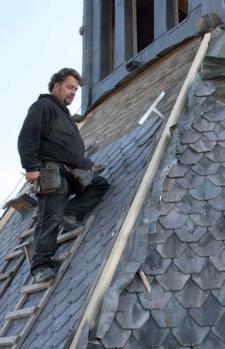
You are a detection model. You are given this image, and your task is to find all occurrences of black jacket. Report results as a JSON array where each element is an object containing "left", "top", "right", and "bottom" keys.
[{"left": 18, "top": 94, "right": 92, "bottom": 171}]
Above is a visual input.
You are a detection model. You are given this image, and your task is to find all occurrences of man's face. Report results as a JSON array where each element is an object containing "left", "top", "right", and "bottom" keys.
[{"left": 52, "top": 76, "right": 79, "bottom": 106}]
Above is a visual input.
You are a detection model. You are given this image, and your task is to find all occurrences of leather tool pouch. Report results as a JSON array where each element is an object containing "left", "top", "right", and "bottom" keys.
[{"left": 38, "top": 163, "right": 62, "bottom": 193}]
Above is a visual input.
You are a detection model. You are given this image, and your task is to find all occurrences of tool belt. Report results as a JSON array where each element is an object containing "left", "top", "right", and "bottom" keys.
[{"left": 38, "top": 162, "right": 62, "bottom": 193}]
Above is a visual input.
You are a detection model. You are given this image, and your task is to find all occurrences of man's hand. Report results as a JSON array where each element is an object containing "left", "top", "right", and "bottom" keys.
[{"left": 25, "top": 171, "right": 40, "bottom": 184}]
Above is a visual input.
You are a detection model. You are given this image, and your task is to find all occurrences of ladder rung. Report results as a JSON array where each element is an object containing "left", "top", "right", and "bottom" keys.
[
  {"left": 5, "top": 307, "right": 37, "bottom": 320},
  {"left": 5, "top": 249, "right": 24, "bottom": 260},
  {"left": 57, "top": 227, "right": 83, "bottom": 244},
  {"left": 18, "top": 227, "right": 35, "bottom": 239},
  {"left": 21, "top": 282, "right": 50, "bottom": 294},
  {"left": 0, "top": 272, "right": 11, "bottom": 282},
  {"left": 0, "top": 336, "right": 18, "bottom": 346}
]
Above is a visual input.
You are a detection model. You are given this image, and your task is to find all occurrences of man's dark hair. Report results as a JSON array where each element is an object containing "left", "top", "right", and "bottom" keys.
[{"left": 48, "top": 68, "right": 83, "bottom": 92}]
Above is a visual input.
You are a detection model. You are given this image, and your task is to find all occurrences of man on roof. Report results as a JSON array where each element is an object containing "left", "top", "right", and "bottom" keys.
[{"left": 18, "top": 68, "right": 109, "bottom": 283}]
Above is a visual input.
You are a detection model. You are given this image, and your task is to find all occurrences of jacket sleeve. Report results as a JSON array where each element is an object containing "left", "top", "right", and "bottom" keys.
[{"left": 18, "top": 101, "right": 51, "bottom": 171}]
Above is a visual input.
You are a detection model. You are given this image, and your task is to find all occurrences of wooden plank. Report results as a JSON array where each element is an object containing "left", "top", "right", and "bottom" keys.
[
  {"left": 5, "top": 307, "right": 37, "bottom": 320},
  {"left": 18, "top": 227, "right": 35, "bottom": 240},
  {"left": 5, "top": 249, "right": 24, "bottom": 260},
  {"left": 57, "top": 227, "right": 83, "bottom": 244},
  {"left": 0, "top": 336, "right": 18, "bottom": 346},
  {"left": 0, "top": 272, "right": 11, "bottom": 282},
  {"left": 21, "top": 282, "right": 50, "bottom": 294},
  {"left": 13, "top": 215, "right": 95, "bottom": 349}
]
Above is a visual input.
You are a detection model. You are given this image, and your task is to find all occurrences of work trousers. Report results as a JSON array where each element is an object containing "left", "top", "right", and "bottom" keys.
[{"left": 31, "top": 173, "right": 109, "bottom": 271}]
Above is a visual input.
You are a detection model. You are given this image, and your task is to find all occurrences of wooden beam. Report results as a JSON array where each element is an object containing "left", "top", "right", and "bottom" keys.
[
  {"left": 21, "top": 282, "right": 50, "bottom": 294},
  {"left": 5, "top": 307, "right": 37, "bottom": 320},
  {"left": 57, "top": 227, "right": 83, "bottom": 244},
  {"left": 0, "top": 336, "right": 18, "bottom": 346},
  {"left": 5, "top": 249, "right": 24, "bottom": 260}
]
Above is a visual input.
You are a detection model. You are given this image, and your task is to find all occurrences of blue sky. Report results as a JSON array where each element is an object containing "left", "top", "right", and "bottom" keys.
[{"left": 0, "top": 0, "right": 83, "bottom": 210}]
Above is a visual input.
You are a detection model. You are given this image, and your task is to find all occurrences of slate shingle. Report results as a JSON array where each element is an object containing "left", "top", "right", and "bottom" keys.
[
  {"left": 198, "top": 332, "right": 225, "bottom": 349},
  {"left": 206, "top": 144, "right": 225, "bottom": 162},
  {"left": 213, "top": 312, "right": 225, "bottom": 341},
  {"left": 189, "top": 178, "right": 221, "bottom": 200},
  {"left": 138, "top": 280, "right": 171, "bottom": 310},
  {"left": 192, "top": 118, "right": 215, "bottom": 132},
  {"left": 189, "top": 294, "right": 224, "bottom": 326},
  {"left": 156, "top": 233, "right": 187, "bottom": 259},
  {"left": 167, "top": 163, "right": 188, "bottom": 178},
  {"left": 143, "top": 249, "right": 171, "bottom": 276},
  {"left": 159, "top": 207, "right": 188, "bottom": 230},
  {"left": 151, "top": 296, "right": 186, "bottom": 328},
  {"left": 175, "top": 219, "right": 206, "bottom": 242},
  {"left": 192, "top": 155, "right": 220, "bottom": 176},
  {"left": 180, "top": 128, "right": 200, "bottom": 144},
  {"left": 175, "top": 278, "right": 209, "bottom": 308},
  {"left": 174, "top": 246, "right": 207, "bottom": 274},
  {"left": 116, "top": 299, "right": 149, "bottom": 330},
  {"left": 193, "top": 261, "right": 225, "bottom": 290},
  {"left": 190, "top": 231, "right": 223, "bottom": 257},
  {"left": 102, "top": 322, "right": 131, "bottom": 349},
  {"left": 133, "top": 317, "right": 169, "bottom": 348},
  {"left": 189, "top": 138, "right": 216, "bottom": 153},
  {"left": 156, "top": 264, "right": 189, "bottom": 291},
  {"left": 178, "top": 148, "right": 203, "bottom": 165}
]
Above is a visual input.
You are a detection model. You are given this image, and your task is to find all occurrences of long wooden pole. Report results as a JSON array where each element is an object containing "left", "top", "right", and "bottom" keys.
[{"left": 69, "top": 32, "right": 211, "bottom": 349}]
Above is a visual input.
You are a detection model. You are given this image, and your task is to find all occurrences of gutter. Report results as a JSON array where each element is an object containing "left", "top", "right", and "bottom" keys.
[{"left": 69, "top": 32, "right": 212, "bottom": 349}]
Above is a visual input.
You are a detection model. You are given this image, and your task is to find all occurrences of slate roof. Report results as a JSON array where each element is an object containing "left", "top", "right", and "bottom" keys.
[
  {"left": 0, "top": 116, "right": 163, "bottom": 348},
  {"left": 88, "top": 77, "right": 225, "bottom": 348}
]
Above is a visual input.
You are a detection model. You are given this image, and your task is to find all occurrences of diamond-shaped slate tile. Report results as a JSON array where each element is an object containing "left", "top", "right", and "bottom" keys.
[
  {"left": 126, "top": 274, "right": 149, "bottom": 293},
  {"left": 208, "top": 170, "right": 225, "bottom": 186},
  {"left": 218, "top": 140, "right": 225, "bottom": 148},
  {"left": 203, "top": 100, "right": 225, "bottom": 122},
  {"left": 173, "top": 314, "right": 209, "bottom": 346},
  {"left": 180, "top": 128, "right": 200, "bottom": 144},
  {"left": 176, "top": 278, "right": 209, "bottom": 308},
  {"left": 101, "top": 322, "right": 131, "bottom": 348},
  {"left": 151, "top": 296, "right": 186, "bottom": 328},
  {"left": 194, "top": 80, "right": 216, "bottom": 97},
  {"left": 149, "top": 230, "right": 173, "bottom": 243},
  {"left": 204, "top": 129, "right": 225, "bottom": 141},
  {"left": 162, "top": 177, "right": 175, "bottom": 191},
  {"left": 163, "top": 185, "right": 187, "bottom": 203},
  {"left": 116, "top": 298, "right": 149, "bottom": 329},
  {"left": 167, "top": 164, "right": 188, "bottom": 178},
  {"left": 206, "top": 144, "right": 225, "bottom": 162},
  {"left": 198, "top": 332, "right": 225, "bottom": 349},
  {"left": 214, "top": 312, "right": 225, "bottom": 341},
  {"left": 162, "top": 333, "right": 183, "bottom": 349},
  {"left": 118, "top": 292, "right": 138, "bottom": 312},
  {"left": 174, "top": 246, "right": 207, "bottom": 274},
  {"left": 189, "top": 294, "right": 224, "bottom": 326},
  {"left": 143, "top": 249, "right": 171, "bottom": 276},
  {"left": 175, "top": 218, "right": 207, "bottom": 242},
  {"left": 156, "top": 264, "right": 189, "bottom": 291},
  {"left": 201, "top": 96, "right": 216, "bottom": 113},
  {"left": 192, "top": 118, "right": 215, "bottom": 132},
  {"left": 176, "top": 139, "right": 188, "bottom": 154},
  {"left": 138, "top": 280, "right": 171, "bottom": 310},
  {"left": 191, "top": 231, "right": 223, "bottom": 257},
  {"left": 176, "top": 194, "right": 206, "bottom": 214},
  {"left": 189, "top": 178, "right": 221, "bottom": 200},
  {"left": 191, "top": 208, "right": 221, "bottom": 227},
  {"left": 133, "top": 317, "right": 169, "bottom": 348},
  {"left": 209, "top": 192, "right": 225, "bottom": 211},
  {"left": 190, "top": 137, "right": 217, "bottom": 153},
  {"left": 160, "top": 201, "right": 174, "bottom": 216},
  {"left": 176, "top": 170, "right": 203, "bottom": 189},
  {"left": 178, "top": 147, "right": 203, "bottom": 165},
  {"left": 193, "top": 261, "right": 225, "bottom": 290},
  {"left": 211, "top": 248, "right": 225, "bottom": 271},
  {"left": 123, "top": 336, "right": 143, "bottom": 349},
  {"left": 159, "top": 207, "right": 188, "bottom": 230},
  {"left": 156, "top": 233, "right": 187, "bottom": 258},
  {"left": 192, "top": 156, "right": 220, "bottom": 176},
  {"left": 208, "top": 215, "right": 225, "bottom": 240},
  {"left": 212, "top": 281, "right": 225, "bottom": 305}
]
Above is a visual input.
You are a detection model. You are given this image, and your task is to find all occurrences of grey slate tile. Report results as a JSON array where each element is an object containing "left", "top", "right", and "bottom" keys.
[
  {"left": 192, "top": 155, "right": 220, "bottom": 176},
  {"left": 190, "top": 207, "right": 221, "bottom": 227},
  {"left": 212, "top": 281, "right": 225, "bottom": 305},
  {"left": 178, "top": 148, "right": 203, "bottom": 165},
  {"left": 172, "top": 314, "right": 209, "bottom": 346},
  {"left": 174, "top": 246, "right": 207, "bottom": 274},
  {"left": 180, "top": 128, "right": 200, "bottom": 144},
  {"left": 213, "top": 312, "right": 225, "bottom": 341},
  {"left": 123, "top": 336, "right": 143, "bottom": 349},
  {"left": 143, "top": 249, "right": 171, "bottom": 276},
  {"left": 208, "top": 169, "right": 225, "bottom": 186},
  {"left": 126, "top": 274, "right": 147, "bottom": 293},
  {"left": 156, "top": 233, "right": 187, "bottom": 259},
  {"left": 203, "top": 129, "right": 225, "bottom": 141},
  {"left": 162, "top": 185, "right": 187, "bottom": 203},
  {"left": 190, "top": 231, "right": 224, "bottom": 257},
  {"left": 194, "top": 80, "right": 216, "bottom": 97},
  {"left": 189, "top": 178, "right": 221, "bottom": 200},
  {"left": 192, "top": 118, "right": 216, "bottom": 132},
  {"left": 176, "top": 170, "right": 203, "bottom": 189},
  {"left": 133, "top": 317, "right": 169, "bottom": 348},
  {"left": 189, "top": 294, "right": 224, "bottom": 326},
  {"left": 206, "top": 144, "right": 225, "bottom": 162},
  {"left": 161, "top": 177, "right": 176, "bottom": 191},
  {"left": 201, "top": 96, "right": 216, "bottom": 113},
  {"left": 159, "top": 207, "right": 188, "bottom": 230},
  {"left": 151, "top": 296, "right": 186, "bottom": 328},
  {"left": 117, "top": 292, "right": 137, "bottom": 312},
  {"left": 162, "top": 333, "right": 183, "bottom": 349},
  {"left": 138, "top": 280, "right": 171, "bottom": 310},
  {"left": 175, "top": 278, "right": 209, "bottom": 308},
  {"left": 209, "top": 191, "right": 225, "bottom": 211},
  {"left": 167, "top": 163, "right": 188, "bottom": 179},
  {"left": 160, "top": 201, "right": 174, "bottom": 216},
  {"left": 203, "top": 100, "right": 225, "bottom": 121},
  {"left": 101, "top": 322, "right": 131, "bottom": 348},
  {"left": 193, "top": 261, "right": 225, "bottom": 290},
  {"left": 175, "top": 219, "right": 207, "bottom": 242},
  {"left": 198, "top": 332, "right": 225, "bottom": 349},
  {"left": 156, "top": 264, "right": 189, "bottom": 291},
  {"left": 189, "top": 138, "right": 216, "bottom": 153},
  {"left": 211, "top": 248, "right": 225, "bottom": 271},
  {"left": 208, "top": 215, "right": 225, "bottom": 240},
  {"left": 149, "top": 230, "right": 173, "bottom": 243},
  {"left": 116, "top": 299, "right": 149, "bottom": 329},
  {"left": 176, "top": 194, "right": 206, "bottom": 214}
]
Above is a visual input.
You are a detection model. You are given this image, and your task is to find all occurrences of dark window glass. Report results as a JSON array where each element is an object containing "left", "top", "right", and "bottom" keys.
[
  {"left": 136, "top": 0, "right": 154, "bottom": 52},
  {"left": 100, "top": 0, "right": 115, "bottom": 80},
  {"left": 167, "top": 0, "right": 188, "bottom": 30}
]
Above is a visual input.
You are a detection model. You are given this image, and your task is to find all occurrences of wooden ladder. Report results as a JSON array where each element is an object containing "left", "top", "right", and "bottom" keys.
[{"left": 0, "top": 215, "right": 94, "bottom": 348}]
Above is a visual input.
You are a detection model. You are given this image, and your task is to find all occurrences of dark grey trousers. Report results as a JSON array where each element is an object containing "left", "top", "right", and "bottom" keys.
[{"left": 31, "top": 174, "right": 109, "bottom": 271}]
